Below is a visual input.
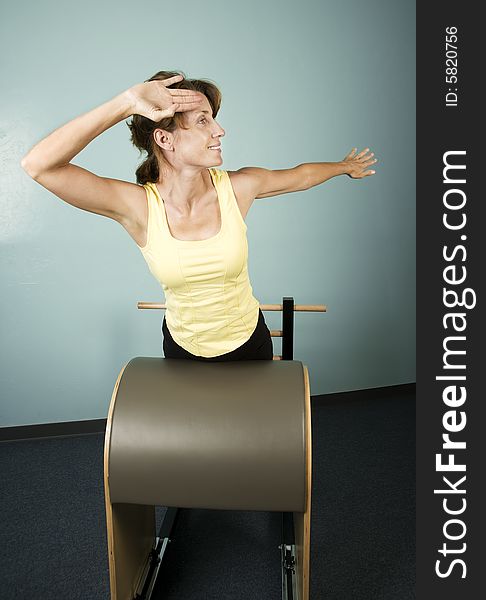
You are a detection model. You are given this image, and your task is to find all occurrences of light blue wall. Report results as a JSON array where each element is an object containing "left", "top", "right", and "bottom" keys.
[{"left": 0, "top": 0, "right": 415, "bottom": 427}]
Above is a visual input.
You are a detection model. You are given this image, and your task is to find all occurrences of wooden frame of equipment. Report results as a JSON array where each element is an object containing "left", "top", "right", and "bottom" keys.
[{"left": 104, "top": 296, "right": 325, "bottom": 599}]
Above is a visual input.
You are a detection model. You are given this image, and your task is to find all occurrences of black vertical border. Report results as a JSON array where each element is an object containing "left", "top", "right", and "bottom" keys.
[{"left": 417, "top": 2, "right": 483, "bottom": 598}]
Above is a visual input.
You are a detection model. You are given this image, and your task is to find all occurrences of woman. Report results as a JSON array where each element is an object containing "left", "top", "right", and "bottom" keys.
[{"left": 20, "top": 70, "right": 377, "bottom": 362}]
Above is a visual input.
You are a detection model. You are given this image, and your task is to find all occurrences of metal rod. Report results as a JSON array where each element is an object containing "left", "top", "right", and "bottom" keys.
[{"left": 137, "top": 302, "right": 326, "bottom": 312}]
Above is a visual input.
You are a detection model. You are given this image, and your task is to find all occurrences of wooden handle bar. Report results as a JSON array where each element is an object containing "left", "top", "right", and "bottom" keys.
[{"left": 137, "top": 302, "right": 326, "bottom": 312}]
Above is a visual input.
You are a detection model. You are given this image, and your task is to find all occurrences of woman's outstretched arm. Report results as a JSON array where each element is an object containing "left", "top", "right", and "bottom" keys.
[{"left": 232, "top": 148, "right": 377, "bottom": 215}]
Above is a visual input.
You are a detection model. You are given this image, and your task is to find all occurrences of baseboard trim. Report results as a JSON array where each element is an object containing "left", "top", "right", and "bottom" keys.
[
  {"left": 0, "top": 418, "right": 107, "bottom": 443},
  {"left": 313, "top": 381, "right": 416, "bottom": 403},
  {"left": 1, "top": 382, "right": 415, "bottom": 443}
]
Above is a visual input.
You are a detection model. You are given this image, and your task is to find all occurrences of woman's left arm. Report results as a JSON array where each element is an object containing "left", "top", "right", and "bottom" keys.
[
  {"left": 231, "top": 147, "right": 377, "bottom": 212},
  {"left": 303, "top": 147, "right": 377, "bottom": 189}
]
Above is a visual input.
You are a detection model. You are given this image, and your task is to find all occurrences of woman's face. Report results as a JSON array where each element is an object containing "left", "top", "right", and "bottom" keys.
[{"left": 171, "top": 92, "right": 225, "bottom": 167}]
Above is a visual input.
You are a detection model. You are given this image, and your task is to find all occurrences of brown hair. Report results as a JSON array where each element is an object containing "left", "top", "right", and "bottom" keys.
[{"left": 126, "top": 70, "right": 222, "bottom": 185}]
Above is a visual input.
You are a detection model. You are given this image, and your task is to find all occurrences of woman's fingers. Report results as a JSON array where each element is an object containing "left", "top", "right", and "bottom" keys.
[
  {"left": 162, "top": 74, "right": 184, "bottom": 86},
  {"left": 354, "top": 147, "right": 371, "bottom": 159},
  {"left": 170, "top": 88, "right": 203, "bottom": 97},
  {"left": 358, "top": 167, "right": 376, "bottom": 177},
  {"left": 346, "top": 147, "right": 376, "bottom": 162},
  {"left": 174, "top": 100, "right": 206, "bottom": 112},
  {"left": 170, "top": 91, "right": 203, "bottom": 102},
  {"left": 169, "top": 89, "right": 204, "bottom": 110},
  {"left": 344, "top": 147, "right": 357, "bottom": 160}
]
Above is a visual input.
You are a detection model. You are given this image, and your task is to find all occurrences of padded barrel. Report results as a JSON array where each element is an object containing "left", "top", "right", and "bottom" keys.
[{"left": 106, "top": 357, "right": 309, "bottom": 512}]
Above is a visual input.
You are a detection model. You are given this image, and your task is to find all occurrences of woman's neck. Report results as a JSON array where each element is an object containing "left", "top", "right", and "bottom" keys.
[{"left": 156, "top": 167, "right": 213, "bottom": 210}]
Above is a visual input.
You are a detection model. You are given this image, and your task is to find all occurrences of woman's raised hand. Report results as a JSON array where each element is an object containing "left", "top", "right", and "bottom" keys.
[
  {"left": 123, "top": 74, "right": 203, "bottom": 121},
  {"left": 342, "top": 147, "right": 377, "bottom": 178}
]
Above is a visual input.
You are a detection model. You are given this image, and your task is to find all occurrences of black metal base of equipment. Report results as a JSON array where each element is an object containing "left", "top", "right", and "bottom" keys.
[
  {"left": 132, "top": 508, "right": 300, "bottom": 600},
  {"left": 133, "top": 507, "right": 180, "bottom": 600},
  {"left": 280, "top": 511, "right": 298, "bottom": 600}
]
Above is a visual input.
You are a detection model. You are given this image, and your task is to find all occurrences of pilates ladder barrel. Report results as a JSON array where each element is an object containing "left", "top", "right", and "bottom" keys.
[{"left": 104, "top": 298, "right": 325, "bottom": 599}]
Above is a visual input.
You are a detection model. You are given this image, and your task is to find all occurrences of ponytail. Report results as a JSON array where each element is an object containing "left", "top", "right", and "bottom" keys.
[{"left": 135, "top": 152, "right": 159, "bottom": 186}]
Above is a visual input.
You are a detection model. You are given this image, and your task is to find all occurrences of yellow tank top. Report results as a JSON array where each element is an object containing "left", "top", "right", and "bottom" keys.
[{"left": 137, "top": 167, "right": 261, "bottom": 357}]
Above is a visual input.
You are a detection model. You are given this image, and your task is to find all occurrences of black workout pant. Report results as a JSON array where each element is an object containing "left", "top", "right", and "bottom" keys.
[{"left": 162, "top": 309, "right": 273, "bottom": 361}]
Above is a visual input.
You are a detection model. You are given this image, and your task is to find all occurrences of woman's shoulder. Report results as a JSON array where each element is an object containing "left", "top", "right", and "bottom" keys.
[
  {"left": 221, "top": 168, "right": 243, "bottom": 193},
  {"left": 210, "top": 167, "right": 240, "bottom": 194},
  {"left": 219, "top": 169, "right": 255, "bottom": 221}
]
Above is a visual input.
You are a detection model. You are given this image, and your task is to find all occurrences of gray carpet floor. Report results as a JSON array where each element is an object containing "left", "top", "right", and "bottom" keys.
[{"left": 0, "top": 386, "right": 415, "bottom": 599}]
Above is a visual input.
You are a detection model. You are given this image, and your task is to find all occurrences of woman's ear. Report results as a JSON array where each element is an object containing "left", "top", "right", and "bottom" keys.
[{"left": 153, "top": 128, "right": 173, "bottom": 151}]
